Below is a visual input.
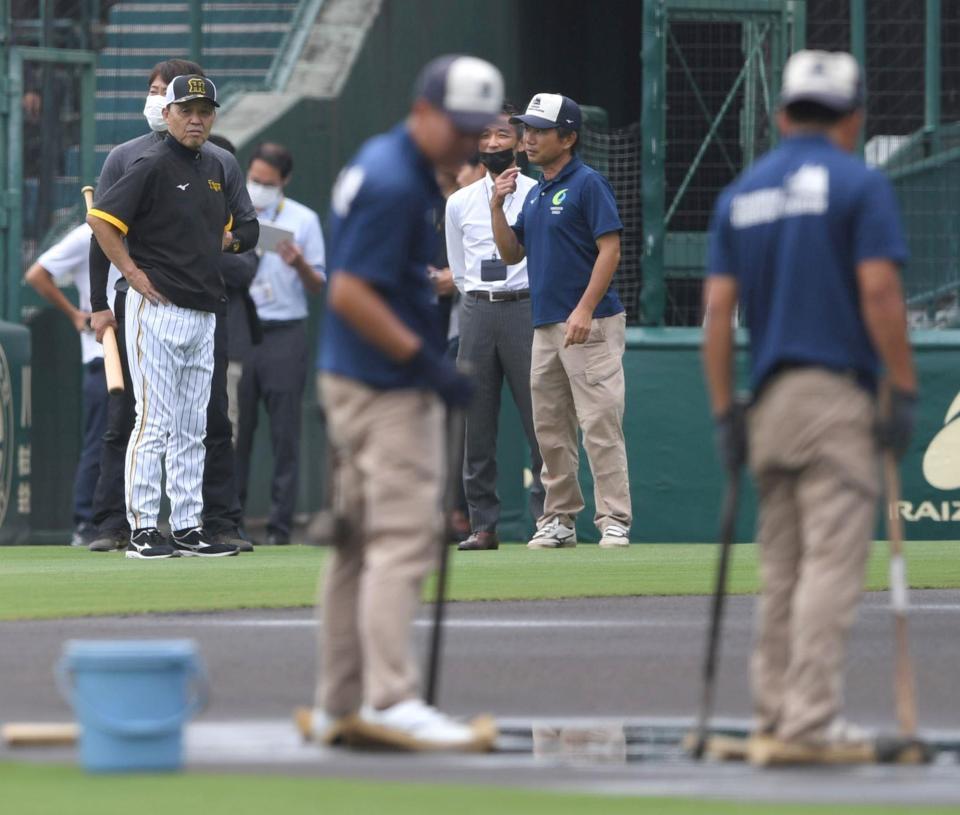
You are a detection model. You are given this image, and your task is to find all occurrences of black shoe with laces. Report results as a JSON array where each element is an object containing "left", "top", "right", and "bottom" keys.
[
  {"left": 126, "top": 528, "right": 178, "bottom": 560},
  {"left": 171, "top": 527, "right": 239, "bottom": 558}
]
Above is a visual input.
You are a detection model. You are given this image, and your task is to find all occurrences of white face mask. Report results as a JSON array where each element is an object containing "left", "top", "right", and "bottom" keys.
[
  {"left": 247, "top": 180, "right": 283, "bottom": 212},
  {"left": 143, "top": 94, "right": 168, "bottom": 132}
]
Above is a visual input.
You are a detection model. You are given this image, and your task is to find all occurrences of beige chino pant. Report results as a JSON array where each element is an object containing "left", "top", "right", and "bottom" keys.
[
  {"left": 530, "top": 312, "right": 631, "bottom": 532},
  {"left": 316, "top": 374, "right": 444, "bottom": 716},
  {"left": 748, "top": 368, "right": 880, "bottom": 742}
]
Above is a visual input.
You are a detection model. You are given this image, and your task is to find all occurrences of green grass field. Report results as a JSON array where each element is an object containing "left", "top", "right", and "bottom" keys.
[
  {"left": 2, "top": 763, "right": 955, "bottom": 815},
  {"left": 2, "top": 541, "right": 958, "bottom": 621}
]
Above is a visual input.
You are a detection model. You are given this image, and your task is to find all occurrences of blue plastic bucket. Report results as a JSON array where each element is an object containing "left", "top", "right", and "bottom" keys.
[{"left": 57, "top": 639, "right": 208, "bottom": 773}]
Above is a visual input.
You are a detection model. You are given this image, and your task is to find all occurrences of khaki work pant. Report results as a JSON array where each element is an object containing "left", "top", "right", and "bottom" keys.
[
  {"left": 315, "top": 374, "right": 444, "bottom": 716},
  {"left": 749, "top": 368, "right": 880, "bottom": 742},
  {"left": 530, "top": 312, "right": 631, "bottom": 532}
]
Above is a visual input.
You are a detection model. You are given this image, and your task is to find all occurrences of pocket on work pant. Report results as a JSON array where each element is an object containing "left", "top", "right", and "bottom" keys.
[{"left": 584, "top": 341, "right": 621, "bottom": 386}]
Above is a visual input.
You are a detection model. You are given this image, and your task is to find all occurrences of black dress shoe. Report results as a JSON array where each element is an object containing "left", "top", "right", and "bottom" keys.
[
  {"left": 266, "top": 532, "right": 290, "bottom": 546},
  {"left": 210, "top": 530, "right": 254, "bottom": 552},
  {"left": 458, "top": 531, "right": 499, "bottom": 551}
]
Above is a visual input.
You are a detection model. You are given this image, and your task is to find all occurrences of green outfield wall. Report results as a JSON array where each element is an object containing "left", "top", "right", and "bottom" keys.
[
  {"left": 495, "top": 329, "right": 960, "bottom": 544},
  {"left": 0, "top": 321, "right": 31, "bottom": 544}
]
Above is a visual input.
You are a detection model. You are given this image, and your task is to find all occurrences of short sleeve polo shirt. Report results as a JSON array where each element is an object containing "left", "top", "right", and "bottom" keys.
[
  {"left": 707, "top": 133, "right": 909, "bottom": 392},
  {"left": 318, "top": 123, "right": 444, "bottom": 390},
  {"left": 511, "top": 156, "right": 624, "bottom": 327},
  {"left": 89, "top": 134, "right": 232, "bottom": 312}
]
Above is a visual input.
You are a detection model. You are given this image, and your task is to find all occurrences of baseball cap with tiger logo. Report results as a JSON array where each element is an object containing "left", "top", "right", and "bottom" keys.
[{"left": 164, "top": 74, "right": 220, "bottom": 108}]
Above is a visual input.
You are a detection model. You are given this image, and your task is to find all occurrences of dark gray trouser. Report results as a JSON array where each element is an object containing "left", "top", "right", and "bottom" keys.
[
  {"left": 457, "top": 294, "right": 544, "bottom": 533},
  {"left": 235, "top": 320, "right": 308, "bottom": 537}
]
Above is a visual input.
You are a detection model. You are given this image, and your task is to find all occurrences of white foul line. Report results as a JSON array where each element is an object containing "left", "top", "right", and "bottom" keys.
[{"left": 165, "top": 619, "right": 696, "bottom": 629}]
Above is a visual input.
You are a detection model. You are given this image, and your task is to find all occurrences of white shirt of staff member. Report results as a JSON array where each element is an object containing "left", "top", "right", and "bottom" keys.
[
  {"left": 27, "top": 223, "right": 121, "bottom": 363},
  {"left": 247, "top": 161, "right": 326, "bottom": 321},
  {"left": 445, "top": 165, "right": 536, "bottom": 294}
]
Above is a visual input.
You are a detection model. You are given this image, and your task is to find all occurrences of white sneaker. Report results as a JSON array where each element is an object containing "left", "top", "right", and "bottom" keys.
[
  {"left": 598, "top": 524, "right": 630, "bottom": 548},
  {"left": 527, "top": 518, "right": 577, "bottom": 549},
  {"left": 354, "top": 699, "right": 496, "bottom": 751},
  {"left": 823, "top": 718, "right": 873, "bottom": 744},
  {"left": 293, "top": 706, "right": 354, "bottom": 746}
]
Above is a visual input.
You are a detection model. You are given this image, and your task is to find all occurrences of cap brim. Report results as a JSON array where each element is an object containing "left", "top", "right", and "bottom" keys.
[
  {"left": 168, "top": 94, "right": 220, "bottom": 108},
  {"left": 780, "top": 90, "right": 856, "bottom": 113},
  {"left": 510, "top": 114, "right": 580, "bottom": 130},
  {"left": 447, "top": 109, "right": 501, "bottom": 134}
]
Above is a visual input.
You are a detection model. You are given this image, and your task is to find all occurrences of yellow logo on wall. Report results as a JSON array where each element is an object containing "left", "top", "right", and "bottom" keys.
[
  {"left": 923, "top": 392, "right": 960, "bottom": 489},
  {"left": 188, "top": 77, "right": 206, "bottom": 95},
  {"left": 893, "top": 390, "right": 960, "bottom": 523}
]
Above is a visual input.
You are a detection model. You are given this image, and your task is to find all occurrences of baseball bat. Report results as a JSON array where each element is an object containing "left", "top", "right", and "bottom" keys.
[
  {"left": 692, "top": 461, "right": 741, "bottom": 760},
  {"left": 881, "top": 383, "right": 917, "bottom": 736},
  {"left": 2, "top": 722, "right": 78, "bottom": 747},
  {"left": 82, "top": 185, "right": 124, "bottom": 394}
]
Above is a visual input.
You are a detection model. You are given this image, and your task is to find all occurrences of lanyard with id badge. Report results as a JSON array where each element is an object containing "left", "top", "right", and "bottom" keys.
[
  {"left": 480, "top": 253, "right": 507, "bottom": 282},
  {"left": 251, "top": 198, "right": 287, "bottom": 306},
  {"left": 481, "top": 182, "right": 509, "bottom": 283}
]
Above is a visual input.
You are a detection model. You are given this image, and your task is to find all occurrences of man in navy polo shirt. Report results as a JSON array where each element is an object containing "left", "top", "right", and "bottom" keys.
[
  {"left": 491, "top": 93, "right": 631, "bottom": 549},
  {"left": 703, "top": 51, "right": 916, "bottom": 761},
  {"left": 300, "top": 55, "right": 502, "bottom": 752}
]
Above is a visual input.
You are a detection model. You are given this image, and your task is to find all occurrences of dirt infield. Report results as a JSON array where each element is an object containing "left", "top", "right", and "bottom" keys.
[{"left": 3, "top": 592, "right": 959, "bottom": 805}]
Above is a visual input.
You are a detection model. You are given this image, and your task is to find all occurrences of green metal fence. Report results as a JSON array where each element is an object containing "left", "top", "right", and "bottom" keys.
[
  {"left": 784, "top": 2, "right": 957, "bottom": 322},
  {"left": 618, "top": 0, "right": 959, "bottom": 327}
]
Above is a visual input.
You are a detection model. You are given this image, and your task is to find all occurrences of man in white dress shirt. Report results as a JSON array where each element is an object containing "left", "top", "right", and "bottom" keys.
[
  {"left": 235, "top": 142, "right": 326, "bottom": 545},
  {"left": 445, "top": 103, "right": 544, "bottom": 551},
  {"left": 25, "top": 223, "right": 121, "bottom": 546}
]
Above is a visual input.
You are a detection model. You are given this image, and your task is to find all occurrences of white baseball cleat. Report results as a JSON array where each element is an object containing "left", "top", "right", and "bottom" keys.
[
  {"left": 598, "top": 524, "right": 630, "bottom": 548},
  {"left": 527, "top": 518, "right": 577, "bottom": 549},
  {"left": 346, "top": 699, "right": 497, "bottom": 752}
]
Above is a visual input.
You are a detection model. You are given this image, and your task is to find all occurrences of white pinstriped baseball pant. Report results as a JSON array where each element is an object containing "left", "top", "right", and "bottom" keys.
[{"left": 124, "top": 287, "right": 215, "bottom": 531}]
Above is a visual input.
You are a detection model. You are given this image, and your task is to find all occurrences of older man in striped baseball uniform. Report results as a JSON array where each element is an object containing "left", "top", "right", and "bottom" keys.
[{"left": 87, "top": 75, "right": 259, "bottom": 559}]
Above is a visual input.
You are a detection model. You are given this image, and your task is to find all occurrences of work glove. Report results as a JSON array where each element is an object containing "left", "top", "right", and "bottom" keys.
[
  {"left": 876, "top": 386, "right": 918, "bottom": 460},
  {"left": 408, "top": 345, "right": 475, "bottom": 409},
  {"left": 714, "top": 399, "right": 748, "bottom": 475}
]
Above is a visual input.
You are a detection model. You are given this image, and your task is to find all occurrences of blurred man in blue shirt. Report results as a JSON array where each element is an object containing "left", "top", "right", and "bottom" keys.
[
  {"left": 703, "top": 51, "right": 916, "bottom": 761},
  {"left": 300, "top": 56, "right": 502, "bottom": 752}
]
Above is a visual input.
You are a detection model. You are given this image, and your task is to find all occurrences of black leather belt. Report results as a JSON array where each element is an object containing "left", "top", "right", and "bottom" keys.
[{"left": 466, "top": 289, "right": 530, "bottom": 303}]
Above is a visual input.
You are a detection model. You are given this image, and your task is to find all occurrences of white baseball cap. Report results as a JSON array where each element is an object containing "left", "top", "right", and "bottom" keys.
[
  {"left": 415, "top": 55, "right": 504, "bottom": 134},
  {"left": 511, "top": 93, "right": 582, "bottom": 131},
  {"left": 780, "top": 50, "right": 864, "bottom": 113}
]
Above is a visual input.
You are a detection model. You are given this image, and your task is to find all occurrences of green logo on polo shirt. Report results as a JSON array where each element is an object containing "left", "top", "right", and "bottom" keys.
[{"left": 550, "top": 188, "right": 569, "bottom": 215}]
